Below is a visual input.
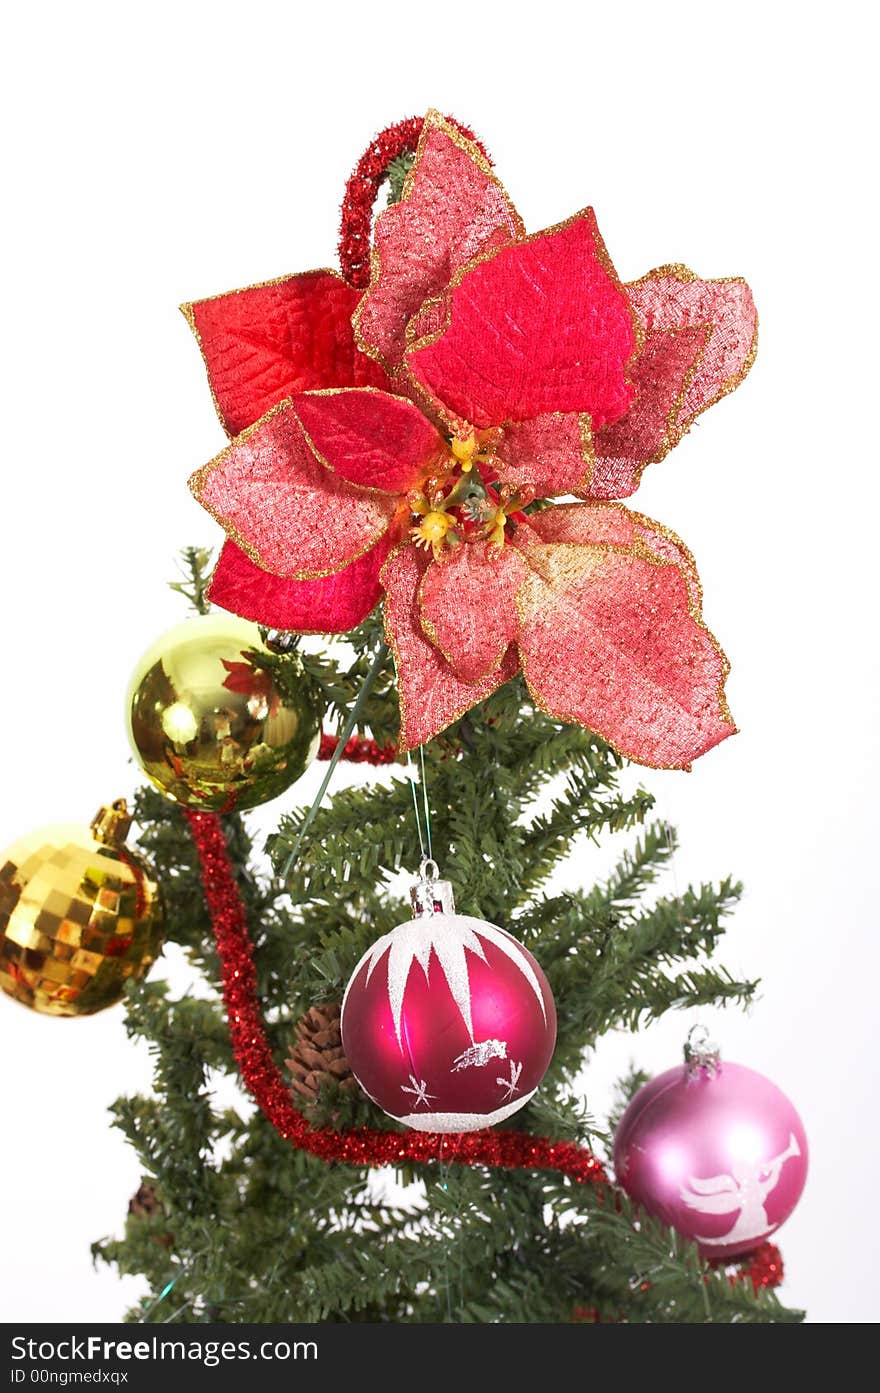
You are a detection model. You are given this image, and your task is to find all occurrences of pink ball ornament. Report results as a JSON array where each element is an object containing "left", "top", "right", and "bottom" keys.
[
  {"left": 341, "top": 863, "right": 556, "bottom": 1132},
  {"left": 613, "top": 1031, "right": 808, "bottom": 1259}
]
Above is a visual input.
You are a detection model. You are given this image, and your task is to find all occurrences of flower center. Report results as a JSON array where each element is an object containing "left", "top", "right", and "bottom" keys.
[
  {"left": 408, "top": 426, "right": 532, "bottom": 561},
  {"left": 414, "top": 510, "right": 453, "bottom": 548}
]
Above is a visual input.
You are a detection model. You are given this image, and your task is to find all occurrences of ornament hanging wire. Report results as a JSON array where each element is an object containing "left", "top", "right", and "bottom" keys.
[
  {"left": 406, "top": 750, "right": 427, "bottom": 861},
  {"left": 406, "top": 746, "right": 434, "bottom": 863},
  {"left": 405, "top": 745, "right": 434, "bottom": 868},
  {"left": 663, "top": 820, "right": 720, "bottom": 1077},
  {"left": 419, "top": 744, "right": 433, "bottom": 863},
  {"left": 280, "top": 640, "right": 388, "bottom": 882}
]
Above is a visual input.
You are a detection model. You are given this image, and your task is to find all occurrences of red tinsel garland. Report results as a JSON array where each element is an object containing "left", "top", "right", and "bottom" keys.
[
  {"left": 183, "top": 808, "right": 782, "bottom": 1291},
  {"left": 318, "top": 731, "right": 397, "bottom": 765},
  {"left": 733, "top": 1241, "right": 785, "bottom": 1292},
  {"left": 338, "top": 116, "right": 488, "bottom": 287}
]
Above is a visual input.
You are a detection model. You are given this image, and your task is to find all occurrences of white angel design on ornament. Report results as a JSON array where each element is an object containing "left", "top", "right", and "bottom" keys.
[{"left": 679, "top": 1133, "right": 801, "bottom": 1248}]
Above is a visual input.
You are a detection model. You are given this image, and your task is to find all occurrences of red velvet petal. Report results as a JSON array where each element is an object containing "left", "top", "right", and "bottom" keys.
[
  {"left": 406, "top": 211, "right": 635, "bottom": 430},
  {"left": 494, "top": 413, "right": 593, "bottom": 498},
  {"left": 382, "top": 544, "right": 520, "bottom": 750},
  {"left": 588, "top": 267, "right": 757, "bottom": 498},
  {"left": 293, "top": 388, "right": 444, "bottom": 495},
  {"left": 588, "top": 326, "right": 708, "bottom": 499},
  {"left": 522, "top": 502, "right": 701, "bottom": 608},
  {"left": 182, "top": 270, "right": 390, "bottom": 437},
  {"left": 514, "top": 529, "right": 734, "bottom": 769},
  {"left": 190, "top": 402, "right": 398, "bottom": 578},
  {"left": 208, "top": 533, "right": 397, "bottom": 632},
  {"left": 419, "top": 541, "right": 527, "bottom": 683},
  {"left": 353, "top": 112, "right": 523, "bottom": 374}
]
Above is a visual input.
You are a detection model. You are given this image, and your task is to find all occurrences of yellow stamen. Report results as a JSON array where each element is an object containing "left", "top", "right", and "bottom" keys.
[
  {"left": 487, "top": 513, "right": 508, "bottom": 548},
  {"left": 450, "top": 430, "right": 477, "bottom": 473},
  {"left": 411, "top": 510, "right": 453, "bottom": 559}
]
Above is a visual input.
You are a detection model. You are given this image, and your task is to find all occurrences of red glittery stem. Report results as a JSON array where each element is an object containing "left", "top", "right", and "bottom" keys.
[
  {"left": 318, "top": 732, "right": 397, "bottom": 765},
  {"left": 182, "top": 809, "right": 782, "bottom": 1290},
  {"left": 339, "top": 115, "right": 489, "bottom": 288}
]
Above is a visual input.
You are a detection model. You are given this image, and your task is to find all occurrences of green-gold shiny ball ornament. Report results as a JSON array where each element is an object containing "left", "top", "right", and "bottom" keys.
[{"left": 126, "top": 614, "right": 322, "bottom": 811}]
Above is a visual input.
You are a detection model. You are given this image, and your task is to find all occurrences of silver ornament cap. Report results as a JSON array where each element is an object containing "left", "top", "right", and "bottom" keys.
[
  {"left": 684, "top": 1023, "right": 721, "bottom": 1078},
  {"left": 409, "top": 858, "right": 456, "bottom": 918}
]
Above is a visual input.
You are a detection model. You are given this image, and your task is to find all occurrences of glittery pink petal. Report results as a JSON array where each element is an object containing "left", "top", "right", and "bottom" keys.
[
  {"left": 494, "top": 413, "right": 593, "bottom": 498},
  {"left": 588, "top": 268, "right": 757, "bottom": 498},
  {"left": 630, "top": 269, "right": 757, "bottom": 422},
  {"left": 587, "top": 327, "right": 708, "bottom": 499},
  {"left": 182, "top": 270, "right": 391, "bottom": 437},
  {"left": 292, "top": 388, "right": 444, "bottom": 494},
  {"left": 514, "top": 528, "right": 734, "bottom": 769},
  {"left": 382, "top": 544, "right": 520, "bottom": 750},
  {"left": 406, "top": 211, "right": 635, "bottom": 430},
  {"left": 208, "top": 533, "right": 398, "bottom": 632},
  {"left": 522, "top": 501, "right": 702, "bottom": 608},
  {"left": 418, "top": 541, "right": 528, "bottom": 683},
  {"left": 353, "top": 113, "right": 523, "bottom": 375},
  {"left": 190, "top": 402, "right": 399, "bottom": 579}
]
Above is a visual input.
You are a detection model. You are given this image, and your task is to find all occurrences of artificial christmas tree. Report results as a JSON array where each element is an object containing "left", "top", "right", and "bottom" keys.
[
  {"left": 14, "top": 107, "right": 798, "bottom": 1322},
  {"left": 91, "top": 561, "right": 801, "bottom": 1322}
]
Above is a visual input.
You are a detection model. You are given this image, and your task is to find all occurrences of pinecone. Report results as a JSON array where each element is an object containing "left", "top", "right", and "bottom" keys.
[
  {"left": 128, "top": 1181, "right": 162, "bottom": 1218},
  {"left": 286, "top": 1002, "right": 356, "bottom": 1103},
  {"left": 127, "top": 1181, "right": 173, "bottom": 1250}
]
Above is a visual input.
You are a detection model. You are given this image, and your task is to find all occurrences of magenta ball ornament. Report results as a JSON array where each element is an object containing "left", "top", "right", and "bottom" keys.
[
  {"left": 613, "top": 1034, "right": 808, "bottom": 1259},
  {"left": 341, "top": 864, "right": 556, "bottom": 1133}
]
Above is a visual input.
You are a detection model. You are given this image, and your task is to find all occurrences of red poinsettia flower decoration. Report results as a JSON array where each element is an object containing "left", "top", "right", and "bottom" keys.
[{"left": 184, "top": 111, "right": 756, "bottom": 769}]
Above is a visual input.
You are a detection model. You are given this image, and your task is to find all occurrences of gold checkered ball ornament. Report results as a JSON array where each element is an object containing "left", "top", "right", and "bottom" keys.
[
  {"left": 125, "top": 614, "right": 322, "bottom": 811},
  {"left": 0, "top": 801, "right": 164, "bottom": 1017}
]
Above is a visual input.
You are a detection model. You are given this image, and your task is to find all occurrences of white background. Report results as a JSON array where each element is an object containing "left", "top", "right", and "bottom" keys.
[{"left": 0, "top": 0, "right": 876, "bottom": 1325}]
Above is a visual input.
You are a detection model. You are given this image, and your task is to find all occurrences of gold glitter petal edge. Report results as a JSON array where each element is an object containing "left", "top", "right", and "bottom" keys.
[
  {"left": 624, "top": 506, "right": 708, "bottom": 616},
  {"left": 189, "top": 399, "right": 395, "bottom": 581},
  {"left": 577, "top": 414, "right": 596, "bottom": 494},
  {"left": 351, "top": 110, "right": 526, "bottom": 380},
  {"left": 181, "top": 267, "right": 349, "bottom": 440}
]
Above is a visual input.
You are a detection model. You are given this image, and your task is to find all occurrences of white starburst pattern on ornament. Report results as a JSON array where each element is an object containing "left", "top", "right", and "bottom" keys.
[
  {"left": 358, "top": 913, "right": 547, "bottom": 1048},
  {"left": 496, "top": 1059, "right": 523, "bottom": 1102},
  {"left": 400, "top": 1075, "right": 436, "bottom": 1109}
]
